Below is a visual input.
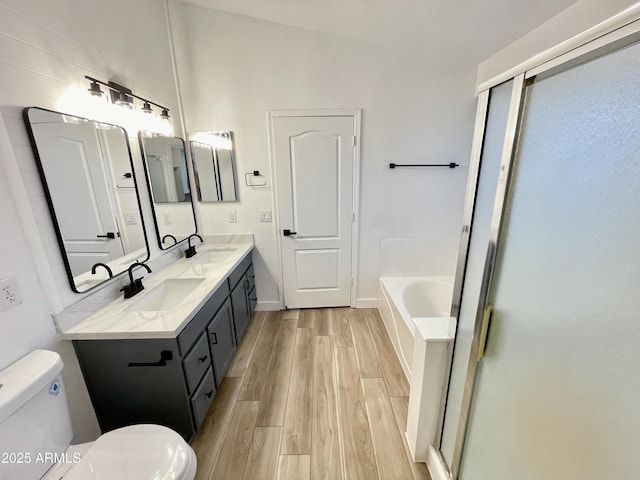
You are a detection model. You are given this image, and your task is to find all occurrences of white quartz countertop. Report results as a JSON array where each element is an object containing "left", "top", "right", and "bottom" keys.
[{"left": 62, "top": 242, "right": 254, "bottom": 340}]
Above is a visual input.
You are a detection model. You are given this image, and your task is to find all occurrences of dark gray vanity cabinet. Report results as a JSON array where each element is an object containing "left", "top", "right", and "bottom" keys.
[
  {"left": 207, "top": 298, "right": 236, "bottom": 385},
  {"left": 73, "top": 253, "right": 255, "bottom": 441},
  {"left": 230, "top": 256, "right": 257, "bottom": 344}
]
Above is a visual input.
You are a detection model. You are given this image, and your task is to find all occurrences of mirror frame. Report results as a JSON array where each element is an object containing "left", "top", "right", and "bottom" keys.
[
  {"left": 23, "top": 106, "right": 150, "bottom": 294},
  {"left": 189, "top": 131, "right": 238, "bottom": 202},
  {"left": 138, "top": 133, "right": 198, "bottom": 250}
]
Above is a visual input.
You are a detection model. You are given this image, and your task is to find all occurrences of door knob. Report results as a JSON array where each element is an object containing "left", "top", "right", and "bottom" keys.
[
  {"left": 96, "top": 232, "right": 116, "bottom": 239},
  {"left": 283, "top": 229, "right": 297, "bottom": 236}
]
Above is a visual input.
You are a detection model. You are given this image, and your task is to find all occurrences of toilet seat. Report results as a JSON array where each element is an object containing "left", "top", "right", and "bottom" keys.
[{"left": 55, "top": 424, "right": 196, "bottom": 480}]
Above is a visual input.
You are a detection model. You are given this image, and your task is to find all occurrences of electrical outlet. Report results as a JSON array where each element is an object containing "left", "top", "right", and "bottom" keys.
[
  {"left": 258, "top": 209, "right": 272, "bottom": 222},
  {"left": 0, "top": 277, "right": 23, "bottom": 311},
  {"left": 163, "top": 212, "right": 173, "bottom": 225},
  {"left": 227, "top": 210, "right": 237, "bottom": 223}
]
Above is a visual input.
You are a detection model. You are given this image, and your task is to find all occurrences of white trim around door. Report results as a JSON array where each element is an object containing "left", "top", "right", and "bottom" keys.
[{"left": 268, "top": 109, "right": 362, "bottom": 309}]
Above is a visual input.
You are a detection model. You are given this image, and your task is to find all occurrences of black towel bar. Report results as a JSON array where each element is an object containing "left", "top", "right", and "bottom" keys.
[{"left": 389, "top": 162, "right": 459, "bottom": 169}]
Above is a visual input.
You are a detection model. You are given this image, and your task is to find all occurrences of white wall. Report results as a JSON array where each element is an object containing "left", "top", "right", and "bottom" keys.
[
  {"left": 169, "top": 5, "right": 474, "bottom": 306},
  {"left": 477, "top": 0, "right": 640, "bottom": 88},
  {"left": 0, "top": 0, "right": 182, "bottom": 442}
]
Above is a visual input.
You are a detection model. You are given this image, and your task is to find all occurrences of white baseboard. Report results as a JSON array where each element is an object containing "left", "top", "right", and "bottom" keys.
[
  {"left": 257, "top": 299, "right": 378, "bottom": 310},
  {"left": 255, "top": 300, "right": 281, "bottom": 311},
  {"left": 355, "top": 298, "right": 378, "bottom": 308},
  {"left": 427, "top": 446, "right": 451, "bottom": 480}
]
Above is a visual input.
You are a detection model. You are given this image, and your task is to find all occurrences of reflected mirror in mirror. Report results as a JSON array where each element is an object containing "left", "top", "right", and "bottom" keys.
[
  {"left": 24, "top": 107, "right": 149, "bottom": 293},
  {"left": 139, "top": 134, "right": 197, "bottom": 250},
  {"left": 190, "top": 141, "right": 218, "bottom": 202},
  {"left": 189, "top": 131, "right": 238, "bottom": 202}
]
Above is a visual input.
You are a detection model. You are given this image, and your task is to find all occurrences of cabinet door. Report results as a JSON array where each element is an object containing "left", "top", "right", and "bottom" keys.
[
  {"left": 231, "top": 277, "right": 250, "bottom": 344},
  {"left": 73, "top": 339, "right": 195, "bottom": 441},
  {"left": 208, "top": 299, "right": 236, "bottom": 386}
]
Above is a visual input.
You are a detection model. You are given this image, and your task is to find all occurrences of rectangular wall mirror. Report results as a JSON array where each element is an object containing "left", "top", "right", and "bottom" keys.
[
  {"left": 139, "top": 134, "right": 198, "bottom": 249},
  {"left": 190, "top": 131, "right": 238, "bottom": 202},
  {"left": 24, "top": 107, "right": 149, "bottom": 293}
]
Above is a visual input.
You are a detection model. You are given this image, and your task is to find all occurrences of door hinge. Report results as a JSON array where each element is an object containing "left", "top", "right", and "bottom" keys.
[
  {"left": 352, "top": 135, "right": 357, "bottom": 147},
  {"left": 352, "top": 212, "right": 355, "bottom": 222},
  {"left": 350, "top": 278, "right": 354, "bottom": 287},
  {"left": 477, "top": 305, "right": 493, "bottom": 361}
]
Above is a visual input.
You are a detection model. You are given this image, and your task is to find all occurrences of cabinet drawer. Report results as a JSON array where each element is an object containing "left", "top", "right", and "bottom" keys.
[
  {"left": 178, "top": 281, "right": 229, "bottom": 354},
  {"left": 191, "top": 367, "right": 216, "bottom": 428},
  {"left": 183, "top": 334, "right": 211, "bottom": 394},
  {"left": 229, "top": 254, "right": 252, "bottom": 288}
]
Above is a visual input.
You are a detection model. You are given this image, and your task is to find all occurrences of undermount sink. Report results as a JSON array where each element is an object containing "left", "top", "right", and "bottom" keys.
[{"left": 124, "top": 278, "right": 204, "bottom": 312}]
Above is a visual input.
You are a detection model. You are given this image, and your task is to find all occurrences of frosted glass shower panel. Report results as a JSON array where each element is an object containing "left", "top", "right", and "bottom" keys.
[
  {"left": 440, "top": 79, "right": 514, "bottom": 465},
  {"left": 460, "top": 41, "right": 640, "bottom": 480}
]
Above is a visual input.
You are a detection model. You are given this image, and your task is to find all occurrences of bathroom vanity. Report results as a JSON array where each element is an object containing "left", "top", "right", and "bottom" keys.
[{"left": 65, "top": 243, "right": 256, "bottom": 441}]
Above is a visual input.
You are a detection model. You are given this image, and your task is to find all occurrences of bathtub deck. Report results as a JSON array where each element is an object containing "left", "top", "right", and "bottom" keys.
[{"left": 191, "top": 308, "right": 431, "bottom": 480}]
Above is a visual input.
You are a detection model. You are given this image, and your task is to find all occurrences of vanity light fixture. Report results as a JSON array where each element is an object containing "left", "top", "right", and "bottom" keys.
[
  {"left": 141, "top": 101, "right": 153, "bottom": 114},
  {"left": 114, "top": 92, "right": 135, "bottom": 109},
  {"left": 83, "top": 75, "right": 172, "bottom": 135},
  {"left": 87, "top": 80, "right": 104, "bottom": 97},
  {"left": 159, "top": 108, "right": 173, "bottom": 134}
]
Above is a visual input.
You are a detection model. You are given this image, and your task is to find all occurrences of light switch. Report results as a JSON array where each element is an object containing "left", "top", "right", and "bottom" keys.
[
  {"left": 124, "top": 212, "right": 138, "bottom": 225},
  {"left": 227, "top": 210, "right": 237, "bottom": 223},
  {"left": 258, "top": 209, "right": 272, "bottom": 222}
]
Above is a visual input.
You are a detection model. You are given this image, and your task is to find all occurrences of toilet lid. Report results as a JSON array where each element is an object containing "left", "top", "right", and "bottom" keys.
[{"left": 64, "top": 424, "right": 193, "bottom": 480}]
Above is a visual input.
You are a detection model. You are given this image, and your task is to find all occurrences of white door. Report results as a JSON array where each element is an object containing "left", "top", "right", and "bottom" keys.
[
  {"left": 32, "top": 121, "right": 124, "bottom": 276},
  {"left": 272, "top": 113, "right": 358, "bottom": 308}
]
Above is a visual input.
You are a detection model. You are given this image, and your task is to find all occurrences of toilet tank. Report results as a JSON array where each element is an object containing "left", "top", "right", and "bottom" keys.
[{"left": 0, "top": 350, "right": 74, "bottom": 480}]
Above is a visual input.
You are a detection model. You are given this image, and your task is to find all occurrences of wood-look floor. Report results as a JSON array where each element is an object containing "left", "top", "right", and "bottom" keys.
[{"left": 191, "top": 308, "right": 431, "bottom": 480}]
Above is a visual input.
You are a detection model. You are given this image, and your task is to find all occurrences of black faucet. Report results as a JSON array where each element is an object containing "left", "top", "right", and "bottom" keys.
[
  {"left": 185, "top": 234, "right": 203, "bottom": 258},
  {"left": 91, "top": 263, "right": 113, "bottom": 278},
  {"left": 121, "top": 262, "right": 152, "bottom": 299},
  {"left": 162, "top": 234, "right": 178, "bottom": 246}
]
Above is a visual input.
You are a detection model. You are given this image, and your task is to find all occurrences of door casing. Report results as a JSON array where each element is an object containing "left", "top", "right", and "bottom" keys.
[{"left": 268, "top": 109, "right": 362, "bottom": 309}]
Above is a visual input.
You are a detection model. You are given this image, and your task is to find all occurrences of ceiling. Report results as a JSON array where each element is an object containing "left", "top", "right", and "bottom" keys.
[{"left": 175, "top": 0, "right": 578, "bottom": 64}]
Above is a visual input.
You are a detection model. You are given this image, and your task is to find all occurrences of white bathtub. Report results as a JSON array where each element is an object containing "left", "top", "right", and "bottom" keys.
[
  {"left": 378, "top": 276, "right": 454, "bottom": 379},
  {"left": 378, "top": 276, "right": 457, "bottom": 461}
]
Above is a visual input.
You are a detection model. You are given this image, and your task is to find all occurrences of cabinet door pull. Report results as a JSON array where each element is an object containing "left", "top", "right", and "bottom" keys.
[
  {"left": 198, "top": 355, "right": 208, "bottom": 363},
  {"left": 128, "top": 350, "right": 172, "bottom": 367},
  {"left": 205, "top": 390, "right": 214, "bottom": 399},
  {"left": 210, "top": 332, "right": 218, "bottom": 345}
]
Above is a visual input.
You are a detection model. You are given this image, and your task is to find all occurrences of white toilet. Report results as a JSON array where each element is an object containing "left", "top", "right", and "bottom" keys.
[{"left": 0, "top": 350, "right": 197, "bottom": 480}]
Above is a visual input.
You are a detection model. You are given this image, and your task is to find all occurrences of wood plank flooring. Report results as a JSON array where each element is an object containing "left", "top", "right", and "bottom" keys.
[{"left": 191, "top": 308, "right": 431, "bottom": 480}]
